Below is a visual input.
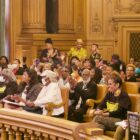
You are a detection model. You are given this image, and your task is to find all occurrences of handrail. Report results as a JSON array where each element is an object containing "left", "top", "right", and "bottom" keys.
[{"left": 0, "top": 108, "right": 104, "bottom": 140}]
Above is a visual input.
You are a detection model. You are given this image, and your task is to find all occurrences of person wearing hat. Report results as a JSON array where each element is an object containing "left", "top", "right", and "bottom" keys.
[
  {"left": 68, "top": 38, "right": 87, "bottom": 61},
  {"left": 25, "top": 70, "right": 64, "bottom": 116},
  {"left": 40, "top": 38, "right": 61, "bottom": 65}
]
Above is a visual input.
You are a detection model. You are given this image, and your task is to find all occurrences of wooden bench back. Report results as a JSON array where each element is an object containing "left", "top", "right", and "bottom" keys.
[
  {"left": 122, "top": 82, "right": 139, "bottom": 94},
  {"left": 96, "top": 84, "right": 108, "bottom": 101},
  {"left": 129, "top": 94, "right": 140, "bottom": 112},
  {"left": 60, "top": 88, "right": 69, "bottom": 119}
]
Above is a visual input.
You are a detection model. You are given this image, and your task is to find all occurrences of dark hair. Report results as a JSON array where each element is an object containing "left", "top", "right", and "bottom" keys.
[
  {"left": 23, "top": 69, "right": 39, "bottom": 93},
  {"left": 102, "top": 60, "right": 108, "bottom": 65},
  {"left": 0, "top": 56, "right": 9, "bottom": 64},
  {"left": 111, "top": 54, "right": 120, "bottom": 60},
  {"left": 109, "top": 75, "right": 122, "bottom": 88},
  {"left": 45, "top": 38, "right": 53, "bottom": 44},
  {"left": 83, "top": 59, "right": 90, "bottom": 63},
  {"left": 14, "top": 59, "right": 21, "bottom": 64},
  {"left": 92, "top": 43, "right": 99, "bottom": 48}
]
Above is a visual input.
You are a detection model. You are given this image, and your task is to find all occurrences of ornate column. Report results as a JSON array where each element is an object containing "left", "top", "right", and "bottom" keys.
[
  {"left": 22, "top": 0, "right": 46, "bottom": 33},
  {"left": 0, "top": 0, "right": 5, "bottom": 56},
  {"left": 58, "top": 0, "right": 75, "bottom": 33}
]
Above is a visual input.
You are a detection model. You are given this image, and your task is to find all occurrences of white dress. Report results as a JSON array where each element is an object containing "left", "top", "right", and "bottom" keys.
[{"left": 34, "top": 82, "right": 64, "bottom": 116}]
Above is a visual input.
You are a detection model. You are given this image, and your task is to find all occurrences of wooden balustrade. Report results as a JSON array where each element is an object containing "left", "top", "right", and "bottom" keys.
[{"left": 0, "top": 108, "right": 113, "bottom": 140}]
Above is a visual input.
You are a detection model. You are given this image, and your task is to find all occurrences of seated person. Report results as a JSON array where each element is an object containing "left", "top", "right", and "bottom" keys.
[
  {"left": 11, "top": 59, "right": 26, "bottom": 75},
  {"left": 68, "top": 38, "right": 87, "bottom": 61},
  {"left": 92, "top": 74, "right": 131, "bottom": 131},
  {"left": 125, "top": 64, "right": 137, "bottom": 82},
  {"left": 68, "top": 69, "right": 97, "bottom": 122},
  {"left": 23, "top": 70, "right": 64, "bottom": 116},
  {"left": 40, "top": 38, "right": 61, "bottom": 65},
  {"left": 58, "top": 66, "right": 71, "bottom": 89},
  {"left": 114, "top": 94, "right": 140, "bottom": 140},
  {"left": 0, "top": 74, "right": 18, "bottom": 100},
  {"left": 89, "top": 43, "right": 102, "bottom": 63},
  {"left": 4, "top": 69, "right": 43, "bottom": 113},
  {"left": 0, "top": 56, "right": 16, "bottom": 81}
]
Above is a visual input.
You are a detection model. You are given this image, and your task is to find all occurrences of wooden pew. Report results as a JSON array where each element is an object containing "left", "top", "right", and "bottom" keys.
[{"left": 122, "top": 82, "right": 139, "bottom": 94}]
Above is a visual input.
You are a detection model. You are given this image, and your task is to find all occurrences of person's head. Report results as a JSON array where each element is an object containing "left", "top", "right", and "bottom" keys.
[
  {"left": 129, "top": 57, "right": 135, "bottom": 65},
  {"left": 111, "top": 54, "right": 120, "bottom": 64},
  {"left": 45, "top": 38, "right": 53, "bottom": 50},
  {"left": 41, "top": 70, "right": 58, "bottom": 85},
  {"left": 95, "top": 58, "right": 100, "bottom": 67},
  {"left": 107, "top": 75, "right": 122, "bottom": 93},
  {"left": 99, "top": 60, "right": 108, "bottom": 70},
  {"left": 83, "top": 59, "right": 91, "bottom": 69},
  {"left": 70, "top": 56, "right": 80, "bottom": 66},
  {"left": 126, "top": 64, "right": 135, "bottom": 78},
  {"left": 91, "top": 44, "right": 99, "bottom": 53},
  {"left": 22, "top": 69, "right": 38, "bottom": 85},
  {"left": 0, "top": 56, "right": 9, "bottom": 68},
  {"left": 61, "top": 67, "right": 70, "bottom": 80},
  {"left": 106, "top": 65, "right": 113, "bottom": 76},
  {"left": 12, "top": 59, "right": 21, "bottom": 69},
  {"left": 81, "top": 69, "right": 91, "bottom": 83},
  {"left": 75, "top": 38, "right": 84, "bottom": 49},
  {"left": 90, "top": 68, "right": 96, "bottom": 79}
]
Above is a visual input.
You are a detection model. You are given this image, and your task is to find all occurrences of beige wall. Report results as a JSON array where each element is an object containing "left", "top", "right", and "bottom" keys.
[{"left": 8, "top": 0, "right": 140, "bottom": 65}]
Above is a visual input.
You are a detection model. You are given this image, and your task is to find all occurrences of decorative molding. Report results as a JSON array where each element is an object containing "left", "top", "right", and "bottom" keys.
[
  {"left": 130, "top": 0, "right": 140, "bottom": 13},
  {"left": 91, "top": 13, "right": 102, "bottom": 33},
  {"left": 22, "top": 0, "right": 46, "bottom": 33},
  {"left": 112, "top": 15, "right": 140, "bottom": 22}
]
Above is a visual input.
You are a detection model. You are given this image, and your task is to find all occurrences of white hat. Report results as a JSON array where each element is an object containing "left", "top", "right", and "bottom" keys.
[{"left": 41, "top": 70, "right": 58, "bottom": 82}]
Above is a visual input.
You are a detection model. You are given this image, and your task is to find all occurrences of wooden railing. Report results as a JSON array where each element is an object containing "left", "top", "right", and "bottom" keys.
[{"left": 0, "top": 108, "right": 109, "bottom": 140}]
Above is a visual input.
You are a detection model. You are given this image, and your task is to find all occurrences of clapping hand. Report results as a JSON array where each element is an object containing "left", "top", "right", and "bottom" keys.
[{"left": 26, "top": 100, "right": 34, "bottom": 107}]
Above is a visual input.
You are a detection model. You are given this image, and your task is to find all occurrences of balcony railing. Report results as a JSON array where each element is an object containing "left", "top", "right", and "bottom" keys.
[{"left": 0, "top": 108, "right": 108, "bottom": 140}]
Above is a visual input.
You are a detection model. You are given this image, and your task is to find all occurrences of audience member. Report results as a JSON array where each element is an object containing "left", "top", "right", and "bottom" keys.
[
  {"left": 69, "top": 69, "right": 97, "bottom": 122},
  {"left": 125, "top": 64, "right": 137, "bottom": 82},
  {"left": 4, "top": 69, "right": 43, "bottom": 114},
  {"left": 40, "top": 38, "right": 61, "bottom": 64},
  {"left": 89, "top": 44, "right": 102, "bottom": 63},
  {"left": 26, "top": 70, "right": 64, "bottom": 116},
  {"left": 12, "top": 59, "right": 25, "bottom": 75},
  {"left": 92, "top": 75, "right": 131, "bottom": 131},
  {"left": 68, "top": 38, "right": 87, "bottom": 61}
]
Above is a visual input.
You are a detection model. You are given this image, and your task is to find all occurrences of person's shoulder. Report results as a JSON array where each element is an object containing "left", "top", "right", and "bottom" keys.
[
  {"left": 34, "top": 83, "right": 43, "bottom": 88},
  {"left": 120, "top": 91, "right": 129, "bottom": 98}
]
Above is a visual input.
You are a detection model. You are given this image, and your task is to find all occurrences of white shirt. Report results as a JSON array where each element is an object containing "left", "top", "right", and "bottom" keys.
[
  {"left": 58, "top": 78, "right": 70, "bottom": 89},
  {"left": 34, "top": 82, "right": 64, "bottom": 116}
]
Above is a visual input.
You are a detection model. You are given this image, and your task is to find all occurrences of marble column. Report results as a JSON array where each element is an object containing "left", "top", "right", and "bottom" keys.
[{"left": 0, "top": 0, "right": 5, "bottom": 56}]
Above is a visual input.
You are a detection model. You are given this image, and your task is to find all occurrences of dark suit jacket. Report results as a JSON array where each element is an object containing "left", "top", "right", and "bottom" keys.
[{"left": 71, "top": 79, "right": 97, "bottom": 111}]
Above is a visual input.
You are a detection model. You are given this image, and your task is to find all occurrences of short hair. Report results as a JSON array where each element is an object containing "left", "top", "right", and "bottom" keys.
[
  {"left": 14, "top": 59, "right": 21, "bottom": 64},
  {"left": 109, "top": 74, "right": 122, "bottom": 88},
  {"left": 111, "top": 54, "right": 120, "bottom": 60},
  {"left": 76, "top": 38, "right": 84, "bottom": 44},
  {"left": 45, "top": 38, "right": 53, "bottom": 44},
  {"left": 92, "top": 43, "right": 99, "bottom": 48},
  {"left": 126, "top": 64, "right": 136, "bottom": 71}
]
